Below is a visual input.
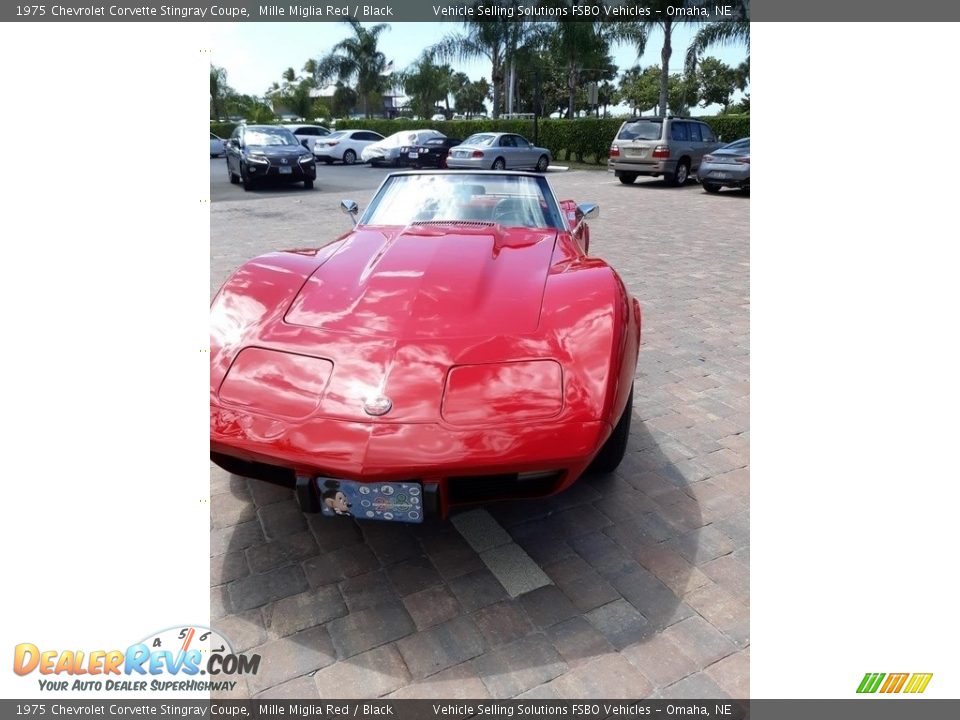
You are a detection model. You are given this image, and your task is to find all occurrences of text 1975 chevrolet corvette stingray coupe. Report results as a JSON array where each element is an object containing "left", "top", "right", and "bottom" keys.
[{"left": 210, "top": 171, "right": 641, "bottom": 522}]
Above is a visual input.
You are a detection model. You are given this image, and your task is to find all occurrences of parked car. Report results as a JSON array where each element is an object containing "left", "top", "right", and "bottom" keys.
[
  {"left": 446, "top": 133, "right": 551, "bottom": 172},
  {"left": 697, "top": 137, "right": 750, "bottom": 194},
  {"left": 398, "top": 137, "right": 463, "bottom": 169},
  {"left": 608, "top": 116, "right": 722, "bottom": 186},
  {"left": 313, "top": 129, "right": 385, "bottom": 165},
  {"left": 361, "top": 129, "right": 445, "bottom": 167},
  {"left": 210, "top": 132, "right": 226, "bottom": 157},
  {"left": 225, "top": 125, "right": 317, "bottom": 191},
  {"left": 281, "top": 123, "right": 331, "bottom": 155},
  {"left": 431, "top": 113, "right": 447, "bottom": 122},
  {"left": 210, "top": 170, "right": 640, "bottom": 522}
]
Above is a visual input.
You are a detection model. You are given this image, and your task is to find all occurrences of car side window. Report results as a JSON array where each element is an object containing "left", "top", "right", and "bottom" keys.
[
  {"left": 700, "top": 125, "right": 716, "bottom": 143},
  {"left": 688, "top": 123, "right": 702, "bottom": 142},
  {"left": 358, "top": 132, "right": 376, "bottom": 141},
  {"left": 499, "top": 136, "right": 516, "bottom": 148},
  {"left": 514, "top": 135, "right": 530, "bottom": 147},
  {"left": 671, "top": 122, "right": 689, "bottom": 142}
]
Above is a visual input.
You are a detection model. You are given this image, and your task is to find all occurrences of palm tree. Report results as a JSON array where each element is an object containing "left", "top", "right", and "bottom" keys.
[
  {"left": 618, "top": 1, "right": 704, "bottom": 117},
  {"left": 684, "top": 1, "right": 750, "bottom": 76},
  {"left": 431, "top": 4, "right": 516, "bottom": 118},
  {"left": 547, "top": 9, "right": 615, "bottom": 119},
  {"left": 315, "top": 20, "right": 390, "bottom": 118},
  {"left": 210, "top": 64, "right": 231, "bottom": 120}
]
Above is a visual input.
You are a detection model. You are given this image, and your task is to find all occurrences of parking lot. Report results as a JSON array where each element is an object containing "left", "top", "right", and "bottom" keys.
[{"left": 210, "top": 157, "right": 750, "bottom": 700}]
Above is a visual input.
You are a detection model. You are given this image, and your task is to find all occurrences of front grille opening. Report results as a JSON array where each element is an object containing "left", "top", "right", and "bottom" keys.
[
  {"left": 211, "top": 452, "right": 295, "bottom": 488},
  {"left": 447, "top": 471, "right": 564, "bottom": 505}
]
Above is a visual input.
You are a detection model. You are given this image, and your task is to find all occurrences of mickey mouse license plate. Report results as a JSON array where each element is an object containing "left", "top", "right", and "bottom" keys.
[{"left": 316, "top": 478, "right": 424, "bottom": 523}]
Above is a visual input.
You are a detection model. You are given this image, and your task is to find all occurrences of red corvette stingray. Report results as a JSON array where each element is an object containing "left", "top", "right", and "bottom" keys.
[{"left": 210, "top": 171, "right": 641, "bottom": 522}]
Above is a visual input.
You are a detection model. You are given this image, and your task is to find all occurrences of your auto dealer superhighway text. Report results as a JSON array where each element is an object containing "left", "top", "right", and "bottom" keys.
[{"left": 46, "top": 5, "right": 249, "bottom": 17}]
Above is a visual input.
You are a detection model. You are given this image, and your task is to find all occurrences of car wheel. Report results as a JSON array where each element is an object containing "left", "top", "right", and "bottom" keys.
[
  {"left": 535, "top": 155, "right": 549, "bottom": 173},
  {"left": 303, "top": 180, "right": 314, "bottom": 189},
  {"left": 342, "top": 149, "right": 357, "bottom": 165},
  {"left": 667, "top": 160, "right": 690, "bottom": 186},
  {"left": 241, "top": 165, "right": 255, "bottom": 192},
  {"left": 492, "top": 157, "right": 506, "bottom": 170},
  {"left": 740, "top": 185, "right": 750, "bottom": 196},
  {"left": 589, "top": 386, "right": 633, "bottom": 474},
  {"left": 228, "top": 165, "right": 239, "bottom": 185},
  {"left": 617, "top": 173, "right": 637, "bottom": 185},
  {"left": 702, "top": 182, "right": 721, "bottom": 193}
]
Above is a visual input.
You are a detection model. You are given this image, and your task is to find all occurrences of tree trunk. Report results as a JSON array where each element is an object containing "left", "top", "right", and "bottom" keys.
[
  {"left": 659, "top": 20, "right": 672, "bottom": 117},
  {"left": 567, "top": 65, "right": 576, "bottom": 120}
]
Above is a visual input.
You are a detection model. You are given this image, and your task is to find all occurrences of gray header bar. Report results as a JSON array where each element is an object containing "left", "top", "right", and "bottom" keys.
[
  {"left": 3, "top": 700, "right": 960, "bottom": 718},
  {"left": 5, "top": 0, "right": 753, "bottom": 23},
  {"left": 6, "top": 0, "right": 960, "bottom": 22}
]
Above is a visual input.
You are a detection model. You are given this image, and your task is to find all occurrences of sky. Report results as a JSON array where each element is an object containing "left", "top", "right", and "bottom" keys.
[{"left": 209, "top": 21, "right": 749, "bottom": 116}]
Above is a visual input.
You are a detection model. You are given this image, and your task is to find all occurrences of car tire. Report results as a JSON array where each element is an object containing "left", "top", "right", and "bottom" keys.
[
  {"left": 535, "top": 155, "right": 549, "bottom": 173},
  {"left": 667, "top": 160, "right": 690, "bottom": 186},
  {"left": 492, "top": 158, "right": 506, "bottom": 170},
  {"left": 303, "top": 180, "right": 314, "bottom": 189},
  {"left": 589, "top": 386, "right": 633, "bottom": 474},
  {"left": 702, "top": 182, "right": 721, "bottom": 193},
  {"left": 241, "top": 165, "right": 255, "bottom": 192},
  {"left": 343, "top": 149, "right": 357, "bottom": 165},
  {"left": 228, "top": 166, "right": 239, "bottom": 185},
  {"left": 617, "top": 173, "right": 637, "bottom": 185}
]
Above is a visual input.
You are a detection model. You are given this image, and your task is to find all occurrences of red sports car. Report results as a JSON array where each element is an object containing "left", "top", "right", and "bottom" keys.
[{"left": 210, "top": 171, "right": 641, "bottom": 522}]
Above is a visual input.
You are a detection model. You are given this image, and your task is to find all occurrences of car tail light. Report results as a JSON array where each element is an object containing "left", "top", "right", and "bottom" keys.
[
  {"left": 609, "top": 145, "right": 620, "bottom": 158},
  {"left": 328, "top": 141, "right": 339, "bottom": 146},
  {"left": 652, "top": 145, "right": 670, "bottom": 159},
  {"left": 734, "top": 156, "right": 750, "bottom": 164},
  {"left": 702, "top": 154, "right": 714, "bottom": 163},
  {"left": 471, "top": 150, "right": 485, "bottom": 158}
]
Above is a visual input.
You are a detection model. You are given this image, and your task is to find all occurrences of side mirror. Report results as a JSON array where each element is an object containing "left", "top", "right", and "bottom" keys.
[
  {"left": 577, "top": 203, "right": 599, "bottom": 220},
  {"left": 340, "top": 199, "right": 359, "bottom": 226},
  {"left": 301, "top": 139, "right": 309, "bottom": 149},
  {"left": 572, "top": 203, "right": 598, "bottom": 237}
]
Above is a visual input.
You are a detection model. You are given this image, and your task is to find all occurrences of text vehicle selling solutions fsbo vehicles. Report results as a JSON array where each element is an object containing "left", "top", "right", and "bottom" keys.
[{"left": 210, "top": 171, "right": 641, "bottom": 522}]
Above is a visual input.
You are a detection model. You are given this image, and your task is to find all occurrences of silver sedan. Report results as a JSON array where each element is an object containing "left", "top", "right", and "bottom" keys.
[
  {"left": 446, "top": 132, "right": 551, "bottom": 172},
  {"left": 697, "top": 137, "right": 750, "bottom": 193}
]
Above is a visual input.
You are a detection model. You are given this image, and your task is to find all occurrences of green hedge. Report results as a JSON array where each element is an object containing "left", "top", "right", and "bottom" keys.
[{"left": 210, "top": 115, "right": 749, "bottom": 164}]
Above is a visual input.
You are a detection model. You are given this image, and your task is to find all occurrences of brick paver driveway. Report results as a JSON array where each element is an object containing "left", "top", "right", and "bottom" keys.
[{"left": 210, "top": 164, "right": 749, "bottom": 700}]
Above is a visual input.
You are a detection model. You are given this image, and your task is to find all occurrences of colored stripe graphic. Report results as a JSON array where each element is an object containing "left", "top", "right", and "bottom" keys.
[
  {"left": 856, "top": 673, "right": 885, "bottom": 693},
  {"left": 880, "top": 673, "right": 909, "bottom": 693},
  {"left": 904, "top": 673, "right": 933, "bottom": 694}
]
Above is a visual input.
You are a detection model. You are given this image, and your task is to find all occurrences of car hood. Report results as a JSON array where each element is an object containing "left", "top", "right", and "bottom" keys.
[
  {"left": 245, "top": 145, "right": 310, "bottom": 158},
  {"left": 284, "top": 225, "right": 557, "bottom": 339}
]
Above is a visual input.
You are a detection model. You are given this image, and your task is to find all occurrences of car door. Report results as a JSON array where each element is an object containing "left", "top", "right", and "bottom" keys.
[
  {"left": 686, "top": 122, "right": 705, "bottom": 169},
  {"left": 227, "top": 127, "right": 242, "bottom": 174},
  {"left": 512, "top": 135, "right": 534, "bottom": 166},
  {"left": 698, "top": 123, "right": 723, "bottom": 157},
  {"left": 498, "top": 135, "right": 517, "bottom": 167},
  {"left": 669, "top": 121, "right": 693, "bottom": 165}
]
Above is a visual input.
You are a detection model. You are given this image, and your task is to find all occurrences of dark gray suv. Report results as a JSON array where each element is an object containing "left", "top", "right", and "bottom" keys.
[{"left": 608, "top": 117, "right": 722, "bottom": 186}]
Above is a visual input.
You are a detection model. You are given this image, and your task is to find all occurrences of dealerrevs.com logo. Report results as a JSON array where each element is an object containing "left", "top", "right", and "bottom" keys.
[
  {"left": 13, "top": 626, "right": 260, "bottom": 693},
  {"left": 857, "top": 672, "right": 933, "bottom": 694}
]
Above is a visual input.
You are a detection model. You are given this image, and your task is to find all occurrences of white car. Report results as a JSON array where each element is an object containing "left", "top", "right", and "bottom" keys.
[
  {"left": 281, "top": 124, "right": 331, "bottom": 155},
  {"left": 313, "top": 130, "right": 385, "bottom": 165},
  {"left": 431, "top": 113, "right": 447, "bottom": 122},
  {"left": 360, "top": 129, "right": 445, "bottom": 167},
  {"left": 210, "top": 132, "right": 225, "bottom": 157}
]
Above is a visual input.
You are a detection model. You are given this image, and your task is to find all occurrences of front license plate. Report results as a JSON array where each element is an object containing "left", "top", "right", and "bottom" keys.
[
  {"left": 278, "top": 165, "right": 293, "bottom": 174},
  {"left": 408, "top": 152, "right": 418, "bottom": 159},
  {"left": 316, "top": 478, "right": 423, "bottom": 523}
]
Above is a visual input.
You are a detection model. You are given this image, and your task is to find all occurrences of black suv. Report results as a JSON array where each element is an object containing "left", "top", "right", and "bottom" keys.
[{"left": 226, "top": 125, "right": 317, "bottom": 191}]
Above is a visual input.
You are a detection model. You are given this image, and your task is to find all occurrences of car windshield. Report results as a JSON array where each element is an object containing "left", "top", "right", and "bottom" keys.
[
  {"left": 244, "top": 128, "right": 299, "bottom": 146},
  {"left": 463, "top": 134, "right": 496, "bottom": 146},
  {"left": 360, "top": 173, "right": 563, "bottom": 229},
  {"left": 617, "top": 120, "right": 663, "bottom": 141}
]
